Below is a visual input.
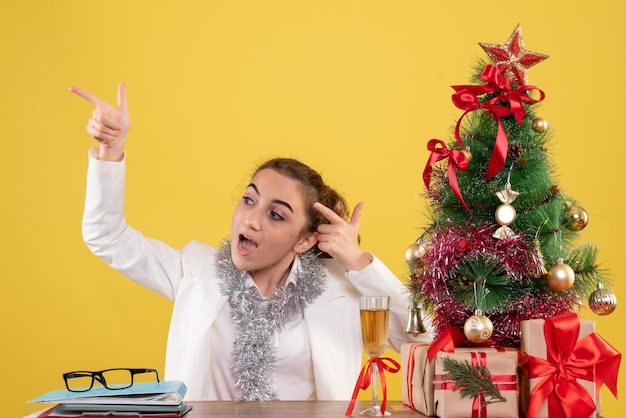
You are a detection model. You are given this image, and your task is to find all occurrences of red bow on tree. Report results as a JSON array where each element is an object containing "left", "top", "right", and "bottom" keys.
[
  {"left": 525, "top": 313, "right": 621, "bottom": 418},
  {"left": 423, "top": 139, "right": 472, "bottom": 216},
  {"left": 451, "top": 64, "right": 545, "bottom": 179}
]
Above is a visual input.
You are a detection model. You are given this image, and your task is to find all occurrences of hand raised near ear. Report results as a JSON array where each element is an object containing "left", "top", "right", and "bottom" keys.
[
  {"left": 70, "top": 83, "right": 129, "bottom": 161},
  {"left": 314, "top": 201, "right": 371, "bottom": 271}
]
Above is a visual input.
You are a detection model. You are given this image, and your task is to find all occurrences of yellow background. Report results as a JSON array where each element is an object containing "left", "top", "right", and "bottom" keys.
[{"left": 2, "top": 1, "right": 624, "bottom": 416}]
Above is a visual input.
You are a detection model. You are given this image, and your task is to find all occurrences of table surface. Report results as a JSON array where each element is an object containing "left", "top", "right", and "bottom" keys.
[{"left": 186, "top": 401, "right": 427, "bottom": 417}]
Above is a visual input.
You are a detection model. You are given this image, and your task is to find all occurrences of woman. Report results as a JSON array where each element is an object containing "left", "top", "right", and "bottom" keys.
[{"left": 72, "top": 84, "right": 428, "bottom": 401}]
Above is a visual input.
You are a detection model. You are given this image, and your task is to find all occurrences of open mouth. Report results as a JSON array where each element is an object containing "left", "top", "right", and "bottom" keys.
[{"left": 238, "top": 234, "right": 258, "bottom": 253}]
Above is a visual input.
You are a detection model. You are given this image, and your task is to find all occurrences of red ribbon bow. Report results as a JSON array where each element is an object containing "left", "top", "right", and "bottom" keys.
[
  {"left": 525, "top": 313, "right": 621, "bottom": 418},
  {"left": 345, "top": 357, "right": 401, "bottom": 416},
  {"left": 423, "top": 139, "right": 472, "bottom": 216},
  {"left": 451, "top": 64, "right": 545, "bottom": 179},
  {"left": 427, "top": 326, "right": 493, "bottom": 362}
]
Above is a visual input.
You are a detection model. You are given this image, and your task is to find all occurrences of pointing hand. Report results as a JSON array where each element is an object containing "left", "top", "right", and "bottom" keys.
[
  {"left": 70, "top": 83, "right": 129, "bottom": 161},
  {"left": 314, "top": 201, "right": 371, "bottom": 271}
]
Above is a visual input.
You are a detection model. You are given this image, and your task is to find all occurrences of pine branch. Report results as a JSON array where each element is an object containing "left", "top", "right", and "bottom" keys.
[
  {"left": 441, "top": 356, "right": 507, "bottom": 405},
  {"left": 452, "top": 255, "right": 512, "bottom": 311}
]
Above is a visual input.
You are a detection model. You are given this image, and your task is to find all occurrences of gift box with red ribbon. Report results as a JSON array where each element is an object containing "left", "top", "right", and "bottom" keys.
[
  {"left": 401, "top": 329, "right": 520, "bottom": 417},
  {"left": 520, "top": 313, "right": 621, "bottom": 418},
  {"left": 401, "top": 343, "right": 436, "bottom": 416},
  {"left": 433, "top": 350, "right": 519, "bottom": 418}
]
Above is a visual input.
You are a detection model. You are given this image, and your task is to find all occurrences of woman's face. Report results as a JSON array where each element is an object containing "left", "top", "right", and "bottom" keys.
[{"left": 230, "top": 168, "right": 318, "bottom": 282}]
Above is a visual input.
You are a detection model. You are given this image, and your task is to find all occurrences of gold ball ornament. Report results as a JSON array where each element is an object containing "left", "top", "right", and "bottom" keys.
[
  {"left": 564, "top": 205, "right": 589, "bottom": 231},
  {"left": 588, "top": 284, "right": 617, "bottom": 316},
  {"left": 463, "top": 313, "right": 493, "bottom": 344},
  {"left": 532, "top": 117, "right": 549, "bottom": 132},
  {"left": 546, "top": 261, "right": 575, "bottom": 291},
  {"left": 404, "top": 241, "right": 429, "bottom": 264}
]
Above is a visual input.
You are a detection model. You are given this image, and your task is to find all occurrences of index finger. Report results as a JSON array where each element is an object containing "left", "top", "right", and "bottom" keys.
[
  {"left": 313, "top": 202, "right": 345, "bottom": 224},
  {"left": 349, "top": 201, "right": 364, "bottom": 229},
  {"left": 69, "top": 86, "right": 105, "bottom": 108}
]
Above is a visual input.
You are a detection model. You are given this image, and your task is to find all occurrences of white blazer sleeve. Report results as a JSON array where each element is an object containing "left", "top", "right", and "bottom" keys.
[{"left": 82, "top": 147, "right": 183, "bottom": 300}]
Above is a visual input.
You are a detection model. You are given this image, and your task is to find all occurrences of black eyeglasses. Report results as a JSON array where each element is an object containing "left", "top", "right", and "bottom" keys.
[{"left": 63, "top": 368, "right": 160, "bottom": 392}]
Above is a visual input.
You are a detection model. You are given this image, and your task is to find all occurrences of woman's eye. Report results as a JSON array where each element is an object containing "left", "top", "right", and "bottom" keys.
[
  {"left": 242, "top": 196, "right": 254, "bottom": 205},
  {"left": 270, "top": 211, "right": 284, "bottom": 221}
]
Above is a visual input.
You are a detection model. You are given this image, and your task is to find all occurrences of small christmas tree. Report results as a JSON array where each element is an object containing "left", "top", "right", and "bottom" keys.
[{"left": 407, "top": 24, "right": 617, "bottom": 347}]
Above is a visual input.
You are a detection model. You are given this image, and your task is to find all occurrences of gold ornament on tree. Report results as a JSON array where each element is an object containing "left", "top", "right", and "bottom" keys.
[
  {"left": 532, "top": 117, "right": 549, "bottom": 133},
  {"left": 532, "top": 239, "right": 548, "bottom": 278},
  {"left": 564, "top": 203, "right": 589, "bottom": 231},
  {"left": 531, "top": 220, "right": 549, "bottom": 278},
  {"left": 404, "top": 241, "right": 429, "bottom": 263},
  {"left": 404, "top": 300, "right": 427, "bottom": 336},
  {"left": 463, "top": 281, "right": 493, "bottom": 344},
  {"left": 404, "top": 238, "right": 430, "bottom": 273},
  {"left": 588, "top": 282, "right": 617, "bottom": 316},
  {"left": 546, "top": 258, "right": 575, "bottom": 291},
  {"left": 464, "top": 311, "right": 493, "bottom": 344},
  {"left": 493, "top": 182, "right": 519, "bottom": 239}
]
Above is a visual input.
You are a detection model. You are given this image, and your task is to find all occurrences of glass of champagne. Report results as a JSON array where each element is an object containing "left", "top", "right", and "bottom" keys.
[{"left": 359, "top": 296, "right": 391, "bottom": 416}]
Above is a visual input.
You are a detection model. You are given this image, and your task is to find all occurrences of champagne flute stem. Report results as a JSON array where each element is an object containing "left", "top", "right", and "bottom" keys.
[{"left": 371, "top": 361, "right": 380, "bottom": 408}]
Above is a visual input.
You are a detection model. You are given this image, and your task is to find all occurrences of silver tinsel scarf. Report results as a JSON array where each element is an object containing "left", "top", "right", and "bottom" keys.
[{"left": 216, "top": 241, "right": 327, "bottom": 401}]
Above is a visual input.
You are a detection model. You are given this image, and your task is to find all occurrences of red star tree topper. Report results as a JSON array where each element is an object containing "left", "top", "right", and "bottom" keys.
[{"left": 479, "top": 24, "right": 549, "bottom": 87}]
